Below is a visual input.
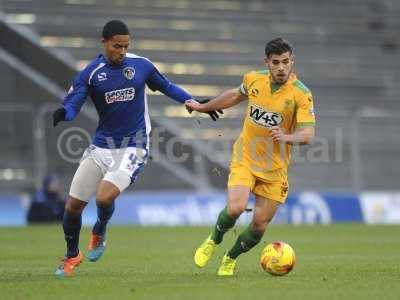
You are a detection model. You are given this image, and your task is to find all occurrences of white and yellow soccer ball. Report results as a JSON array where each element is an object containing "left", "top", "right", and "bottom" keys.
[{"left": 260, "top": 241, "right": 296, "bottom": 276}]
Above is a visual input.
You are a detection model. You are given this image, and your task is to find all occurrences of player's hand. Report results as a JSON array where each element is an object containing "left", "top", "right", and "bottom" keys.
[
  {"left": 270, "top": 126, "right": 290, "bottom": 143},
  {"left": 52, "top": 107, "right": 66, "bottom": 127},
  {"left": 185, "top": 99, "right": 200, "bottom": 113},
  {"left": 197, "top": 98, "right": 223, "bottom": 121},
  {"left": 185, "top": 98, "right": 223, "bottom": 121}
]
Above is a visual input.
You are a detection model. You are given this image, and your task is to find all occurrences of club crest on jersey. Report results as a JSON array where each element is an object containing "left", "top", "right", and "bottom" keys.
[
  {"left": 105, "top": 87, "right": 135, "bottom": 104},
  {"left": 249, "top": 104, "right": 283, "bottom": 128},
  {"left": 284, "top": 99, "right": 294, "bottom": 109},
  {"left": 123, "top": 67, "right": 135, "bottom": 80}
]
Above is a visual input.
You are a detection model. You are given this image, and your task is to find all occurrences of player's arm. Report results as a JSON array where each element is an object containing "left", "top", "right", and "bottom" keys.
[
  {"left": 270, "top": 126, "right": 315, "bottom": 145},
  {"left": 146, "top": 68, "right": 222, "bottom": 121},
  {"left": 53, "top": 72, "right": 89, "bottom": 127},
  {"left": 185, "top": 73, "right": 249, "bottom": 113},
  {"left": 270, "top": 90, "right": 316, "bottom": 145},
  {"left": 185, "top": 88, "right": 247, "bottom": 113}
]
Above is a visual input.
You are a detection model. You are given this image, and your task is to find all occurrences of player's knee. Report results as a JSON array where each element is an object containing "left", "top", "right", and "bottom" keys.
[
  {"left": 96, "top": 192, "right": 115, "bottom": 207},
  {"left": 96, "top": 180, "right": 120, "bottom": 207},
  {"left": 265, "top": 214, "right": 275, "bottom": 224},
  {"left": 65, "top": 197, "right": 86, "bottom": 214},
  {"left": 251, "top": 222, "right": 267, "bottom": 235},
  {"left": 252, "top": 213, "right": 275, "bottom": 233},
  {"left": 96, "top": 188, "right": 118, "bottom": 207},
  {"left": 227, "top": 202, "right": 247, "bottom": 218}
]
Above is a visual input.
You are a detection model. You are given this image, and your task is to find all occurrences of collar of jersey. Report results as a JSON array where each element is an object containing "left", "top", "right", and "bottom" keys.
[
  {"left": 268, "top": 73, "right": 297, "bottom": 94},
  {"left": 100, "top": 54, "right": 127, "bottom": 69}
]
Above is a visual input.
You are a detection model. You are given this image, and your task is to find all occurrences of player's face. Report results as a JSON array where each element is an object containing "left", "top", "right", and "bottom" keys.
[
  {"left": 265, "top": 52, "right": 294, "bottom": 84},
  {"left": 103, "top": 35, "right": 130, "bottom": 65}
]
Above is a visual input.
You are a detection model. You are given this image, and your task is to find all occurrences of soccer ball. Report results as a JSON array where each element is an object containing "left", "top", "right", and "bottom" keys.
[{"left": 260, "top": 241, "right": 296, "bottom": 276}]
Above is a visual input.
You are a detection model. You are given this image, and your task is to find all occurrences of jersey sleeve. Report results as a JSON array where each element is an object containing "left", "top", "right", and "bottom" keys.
[
  {"left": 146, "top": 64, "right": 169, "bottom": 92},
  {"left": 62, "top": 70, "right": 89, "bottom": 121},
  {"left": 295, "top": 91, "right": 316, "bottom": 127},
  {"left": 238, "top": 73, "right": 249, "bottom": 96},
  {"left": 146, "top": 63, "right": 192, "bottom": 103}
]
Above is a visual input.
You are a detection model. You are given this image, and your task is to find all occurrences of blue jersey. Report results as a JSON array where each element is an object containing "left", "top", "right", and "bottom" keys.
[{"left": 62, "top": 53, "right": 192, "bottom": 149}]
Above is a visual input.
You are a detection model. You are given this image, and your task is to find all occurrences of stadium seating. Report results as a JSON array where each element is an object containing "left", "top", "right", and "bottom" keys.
[{"left": 0, "top": 0, "right": 399, "bottom": 192}]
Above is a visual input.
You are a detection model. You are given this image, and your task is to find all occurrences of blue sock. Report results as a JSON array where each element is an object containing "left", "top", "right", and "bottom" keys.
[
  {"left": 92, "top": 201, "right": 115, "bottom": 236},
  {"left": 63, "top": 211, "right": 82, "bottom": 258}
]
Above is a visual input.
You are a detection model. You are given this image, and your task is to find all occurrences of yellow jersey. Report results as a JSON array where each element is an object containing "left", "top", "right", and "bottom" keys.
[{"left": 232, "top": 69, "right": 316, "bottom": 177}]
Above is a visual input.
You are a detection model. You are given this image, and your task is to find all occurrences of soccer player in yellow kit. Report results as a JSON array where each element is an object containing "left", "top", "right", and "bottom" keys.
[{"left": 185, "top": 38, "right": 316, "bottom": 276}]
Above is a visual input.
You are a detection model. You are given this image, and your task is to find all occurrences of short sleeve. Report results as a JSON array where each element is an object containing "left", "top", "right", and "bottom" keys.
[
  {"left": 238, "top": 73, "right": 249, "bottom": 96},
  {"left": 295, "top": 91, "right": 316, "bottom": 127}
]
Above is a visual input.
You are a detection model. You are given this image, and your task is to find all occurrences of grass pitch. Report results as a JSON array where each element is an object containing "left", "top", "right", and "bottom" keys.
[{"left": 1, "top": 224, "right": 399, "bottom": 300}]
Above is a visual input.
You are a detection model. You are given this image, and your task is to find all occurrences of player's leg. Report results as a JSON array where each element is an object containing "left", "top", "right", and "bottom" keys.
[
  {"left": 63, "top": 197, "right": 87, "bottom": 258},
  {"left": 91, "top": 146, "right": 146, "bottom": 239},
  {"left": 86, "top": 179, "right": 120, "bottom": 262},
  {"left": 55, "top": 157, "right": 103, "bottom": 277},
  {"left": 227, "top": 195, "right": 280, "bottom": 260},
  {"left": 212, "top": 185, "right": 251, "bottom": 244},
  {"left": 87, "top": 147, "right": 147, "bottom": 262},
  {"left": 218, "top": 172, "right": 288, "bottom": 276},
  {"left": 194, "top": 185, "right": 251, "bottom": 268},
  {"left": 194, "top": 163, "right": 255, "bottom": 268},
  {"left": 218, "top": 195, "right": 280, "bottom": 276},
  {"left": 91, "top": 180, "right": 119, "bottom": 237}
]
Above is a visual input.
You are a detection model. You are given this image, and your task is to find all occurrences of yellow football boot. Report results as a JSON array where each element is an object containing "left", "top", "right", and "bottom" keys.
[
  {"left": 217, "top": 254, "right": 236, "bottom": 276},
  {"left": 194, "top": 235, "right": 217, "bottom": 268}
]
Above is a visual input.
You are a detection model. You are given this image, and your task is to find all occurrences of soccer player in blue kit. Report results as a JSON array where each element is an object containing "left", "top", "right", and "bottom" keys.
[{"left": 53, "top": 20, "right": 222, "bottom": 277}]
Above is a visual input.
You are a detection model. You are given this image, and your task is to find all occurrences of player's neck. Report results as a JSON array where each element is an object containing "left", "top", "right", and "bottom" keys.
[
  {"left": 270, "top": 81, "right": 282, "bottom": 94},
  {"left": 103, "top": 54, "right": 124, "bottom": 66},
  {"left": 269, "top": 72, "right": 296, "bottom": 85}
]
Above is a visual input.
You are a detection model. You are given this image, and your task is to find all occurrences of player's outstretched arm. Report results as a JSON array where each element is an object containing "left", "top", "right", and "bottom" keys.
[
  {"left": 147, "top": 69, "right": 223, "bottom": 121},
  {"left": 185, "top": 88, "right": 247, "bottom": 113},
  {"left": 194, "top": 98, "right": 224, "bottom": 121}
]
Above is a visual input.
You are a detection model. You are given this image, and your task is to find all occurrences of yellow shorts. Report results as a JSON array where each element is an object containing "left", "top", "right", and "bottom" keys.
[{"left": 227, "top": 163, "right": 289, "bottom": 203}]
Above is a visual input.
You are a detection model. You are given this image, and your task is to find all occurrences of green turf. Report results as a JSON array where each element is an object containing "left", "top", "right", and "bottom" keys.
[{"left": 0, "top": 224, "right": 399, "bottom": 300}]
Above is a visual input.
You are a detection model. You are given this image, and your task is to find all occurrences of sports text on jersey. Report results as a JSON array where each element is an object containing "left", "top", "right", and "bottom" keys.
[
  {"left": 105, "top": 87, "right": 135, "bottom": 104},
  {"left": 249, "top": 104, "right": 283, "bottom": 128}
]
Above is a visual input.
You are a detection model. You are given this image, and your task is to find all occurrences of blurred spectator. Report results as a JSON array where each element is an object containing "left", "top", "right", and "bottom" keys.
[{"left": 27, "top": 175, "right": 65, "bottom": 224}]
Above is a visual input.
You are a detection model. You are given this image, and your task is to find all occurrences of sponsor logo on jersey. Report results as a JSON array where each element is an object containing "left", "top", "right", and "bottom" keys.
[
  {"left": 250, "top": 88, "right": 259, "bottom": 96},
  {"left": 123, "top": 67, "right": 135, "bottom": 80},
  {"left": 105, "top": 87, "right": 135, "bottom": 104},
  {"left": 97, "top": 72, "right": 107, "bottom": 81},
  {"left": 249, "top": 104, "right": 283, "bottom": 127}
]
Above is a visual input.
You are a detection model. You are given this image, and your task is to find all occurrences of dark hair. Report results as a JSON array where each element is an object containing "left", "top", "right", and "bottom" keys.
[
  {"left": 265, "top": 38, "right": 293, "bottom": 57},
  {"left": 102, "top": 20, "right": 130, "bottom": 40}
]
